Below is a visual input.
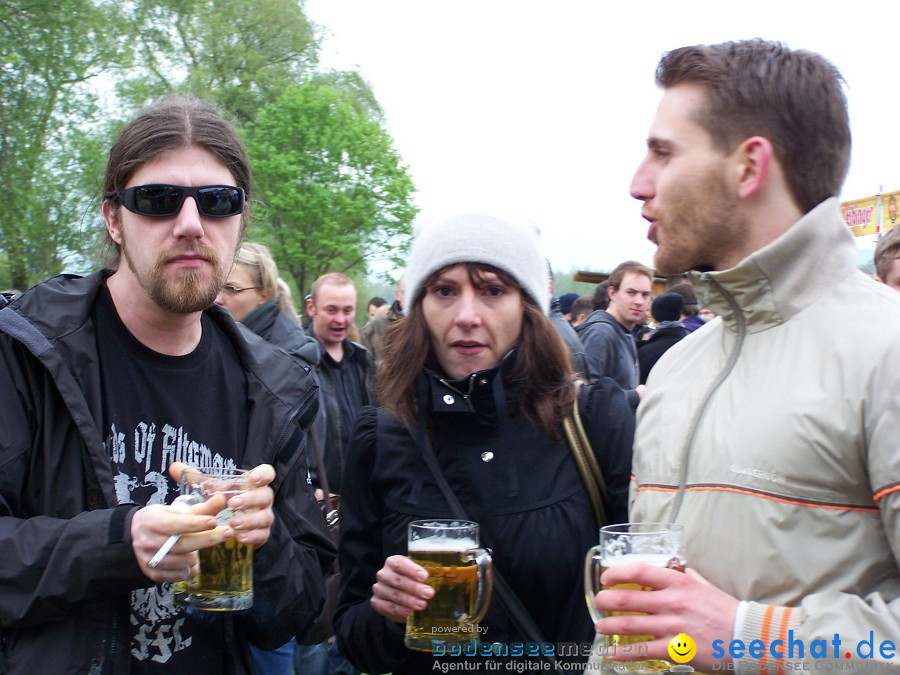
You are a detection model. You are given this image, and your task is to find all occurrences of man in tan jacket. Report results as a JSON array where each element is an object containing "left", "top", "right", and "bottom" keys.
[{"left": 589, "top": 39, "right": 900, "bottom": 673}]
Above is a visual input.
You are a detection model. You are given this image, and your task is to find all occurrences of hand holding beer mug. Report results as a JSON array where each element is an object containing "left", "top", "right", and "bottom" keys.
[
  {"left": 173, "top": 466, "right": 254, "bottom": 611},
  {"left": 404, "top": 520, "right": 493, "bottom": 652},
  {"left": 585, "top": 523, "right": 685, "bottom": 673}
]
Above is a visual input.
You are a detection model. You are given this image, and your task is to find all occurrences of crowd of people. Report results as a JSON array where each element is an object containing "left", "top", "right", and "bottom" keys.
[{"left": 0, "top": 37, "right": 897, "bottom": 675}]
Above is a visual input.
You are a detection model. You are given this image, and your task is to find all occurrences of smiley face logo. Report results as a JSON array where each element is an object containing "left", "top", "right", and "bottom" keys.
[{"left": 667, "top": 633, "right": 697, "bottom": 664}]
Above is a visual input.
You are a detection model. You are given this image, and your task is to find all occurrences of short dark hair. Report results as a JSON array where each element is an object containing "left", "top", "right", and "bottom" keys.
[
  {"left": 874, "top": 227, "right": 900, "bottom": 281},
  {"left": 367, "top": 296, "right": 388, "bottom": 310},
  {"left": 655, "top": 39, "right": 850, "bottom": 213},
  {"left": 571, "top": 295, "right": 593, "bottom": 320},
  {"left": 607, "top": 261, "right": 653, "bottom": 291},
  {"left": 592, "top": 281, "right": 610, "bottom": 311},
  {"left": 101, "top": 97, "right": 251, "bottom": 267}
]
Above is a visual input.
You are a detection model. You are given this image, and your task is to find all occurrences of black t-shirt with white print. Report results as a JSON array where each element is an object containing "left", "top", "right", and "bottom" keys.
[{"left": 94, "top": 285, "right": 248, "bottom": 673}]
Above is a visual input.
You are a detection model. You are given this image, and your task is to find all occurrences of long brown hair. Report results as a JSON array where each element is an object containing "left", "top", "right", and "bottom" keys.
[{"left": 377, "top": 263, "right": 576, "bottom": 436}]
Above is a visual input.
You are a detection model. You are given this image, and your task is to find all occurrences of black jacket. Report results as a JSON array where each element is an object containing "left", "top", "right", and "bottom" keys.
[
  {"left": 307, "top": 333, "right": 375, "bottom": 493},
  {"left": 0, "top": 272, "right": 336, "bottom": 674},
  {"left": 549, "top": 298, "right": 587, "bottom": 377},
  {"left": 637, "top": 321, "right": 688, "bottom": 384},
  {"left": 240, "top": 299, "right": 319, "bottom": 366},
  {"left": 333, "top": 360, "right": 634, "bottom": 674}
]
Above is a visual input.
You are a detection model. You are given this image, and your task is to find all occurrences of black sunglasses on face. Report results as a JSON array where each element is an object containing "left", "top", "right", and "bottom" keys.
[{"left": 116, "top": 184, "right": 245, "bottom": 218}]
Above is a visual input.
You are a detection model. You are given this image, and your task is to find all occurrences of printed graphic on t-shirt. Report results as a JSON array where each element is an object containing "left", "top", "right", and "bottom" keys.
[
  {"left": 105, "top": 420, "right": 236, "bottom": 665},
  {"left": 129, "top": 584, "right": 191, "bottom": 663}
]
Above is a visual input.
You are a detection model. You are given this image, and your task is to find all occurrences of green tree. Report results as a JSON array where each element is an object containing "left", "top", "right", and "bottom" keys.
[
  {"left": 0, "top": 0, "right": 125, "bottom": 289},
  {"left": 121, "top": 0, "right": 320, "bottom": 124},
  {"left": 244, "top": 83, "right": 418, "bottom": 295}
]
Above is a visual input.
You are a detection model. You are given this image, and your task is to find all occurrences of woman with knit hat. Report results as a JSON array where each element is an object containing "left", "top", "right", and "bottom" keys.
[{"left": 333, "top": 214, "right": 634, "bottom": 673}]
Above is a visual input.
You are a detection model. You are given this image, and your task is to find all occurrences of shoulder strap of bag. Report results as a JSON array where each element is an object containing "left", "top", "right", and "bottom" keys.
[
  {"left": 310, "top": 425, "right": 338, "bottom": 532},
  {"left": 414, "top": 426, "right": 562, "bottom": 674},
  {"left": 562, "top": 386, "right": 609, "bottom": 528}
]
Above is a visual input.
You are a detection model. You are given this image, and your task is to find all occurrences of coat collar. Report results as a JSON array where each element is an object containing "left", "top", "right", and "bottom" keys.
[{"left": 687, "top": 198, "right": 859, "bottom": 334}]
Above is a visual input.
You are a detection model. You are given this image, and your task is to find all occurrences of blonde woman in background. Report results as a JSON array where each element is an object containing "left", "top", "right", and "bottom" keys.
[{"left": 216, "top": 242, "right": 319, "bottom": 364}]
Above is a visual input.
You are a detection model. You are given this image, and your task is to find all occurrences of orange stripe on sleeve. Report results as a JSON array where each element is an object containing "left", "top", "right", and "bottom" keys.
[
  {"left": 775, "top": 607, "right": 793, "bottom": 672},
  {"left": 758, "top": 605, "right": 776, "bottom": 671},
  {"left": 874, "top": 483, "right": 900, "bottom": 502}
]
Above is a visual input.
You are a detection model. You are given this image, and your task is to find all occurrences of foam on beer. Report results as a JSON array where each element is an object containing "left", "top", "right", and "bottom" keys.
[
  {"left": 600, "top": 552, "right": 673, "bottom": 567},
  {"left": 408, "top": 536, "right": 477, "bottom": 552}
]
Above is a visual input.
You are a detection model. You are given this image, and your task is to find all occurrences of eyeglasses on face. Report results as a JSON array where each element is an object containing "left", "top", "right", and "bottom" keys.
[
  {"left": 221, "top": 284, "right": 261, "bottom": 296},
  {"left": 116, "top": 184, "right": 245, "bottom": 218}
]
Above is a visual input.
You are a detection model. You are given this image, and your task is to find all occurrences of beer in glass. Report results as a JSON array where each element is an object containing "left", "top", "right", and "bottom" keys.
[
  {"left": 174, "top": 466, "right": 253, "bottom": 611},
  {"left": 584, "top": 523, "right": 685, "bottom": 674},
  {"left": 405, "top": 520, "right": 493, "bottom": 652}
]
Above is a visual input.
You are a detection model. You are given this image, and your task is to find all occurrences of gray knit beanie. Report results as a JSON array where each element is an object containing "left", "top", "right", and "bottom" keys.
[{"left": 405, "top": 213, "right": 549, "bottom": 314}]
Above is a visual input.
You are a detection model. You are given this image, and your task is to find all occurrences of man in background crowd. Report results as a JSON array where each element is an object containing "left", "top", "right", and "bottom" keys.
[
  {"left": 305, "top": 273, "right": 374, "bottom": 493},
  {"left": 637, "top": 291, "right": 687, "bottom": 384},
  {"left": 359, "top": 274, "right": 405, "bottom": 367},
  {"left": 575, "top": 260, "right": 651, "bottom": 407},
  {"left": 874, "top": 225, "right": 900, "bottom": 291},
  {"left": 569, "top": 295, "right": 593, "bottom": 328}
]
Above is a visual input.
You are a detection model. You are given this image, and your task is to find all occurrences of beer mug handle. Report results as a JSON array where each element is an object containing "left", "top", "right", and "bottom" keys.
[
  {"left": 468, "top": 548, "right": 494, "bottom": 624},
  {"left": 584, "top": 545, "right": 603, "bottom": 623}
]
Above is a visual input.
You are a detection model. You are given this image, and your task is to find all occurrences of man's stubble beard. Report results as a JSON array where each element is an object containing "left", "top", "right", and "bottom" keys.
[
  {"left": 120, "top": 232, "right": 237, "bottom": 314},
  {"left": 653, "top": 167, "right": 749, "bottom": 276}
]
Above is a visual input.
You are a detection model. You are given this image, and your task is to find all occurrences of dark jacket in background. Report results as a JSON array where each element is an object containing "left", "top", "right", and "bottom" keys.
[
  {"left": 241, "top": 298, "right": 319, "bottom": 365},
  {"left": 575, "top": 309, "right": 640, "bottom": 407},
  {"left": 682, "top": 314, "right": 705, "bottom": 332},
  {"left": 307, "top": 331, "right": 375, "bottom": 493},
  {"left": 637, "top": 321, "right": 689, "bottom": 384},
  {"left": 549, "top": 297, "right": 587, "bottom": 377},
  {"left": 0, "top": 272, "right": 335, "bottom": 674}
]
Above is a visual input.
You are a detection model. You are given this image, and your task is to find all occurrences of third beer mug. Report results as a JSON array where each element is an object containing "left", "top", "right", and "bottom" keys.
[
  {"left": 405, "top": 520, "right": 493, "bottom": 653},
  {"left": 584, "top": 522, "right": 685, "bottom": 674}
]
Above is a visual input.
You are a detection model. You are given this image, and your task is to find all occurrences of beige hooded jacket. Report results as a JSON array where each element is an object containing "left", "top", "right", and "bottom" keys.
[{"left": 632, "top": 198, "right": 900, "bottom": 672}]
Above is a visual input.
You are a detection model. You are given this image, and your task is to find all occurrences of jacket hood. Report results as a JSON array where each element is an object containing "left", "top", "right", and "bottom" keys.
[{"left": 575, "top": 309, "right": 625, "bottom": 335}]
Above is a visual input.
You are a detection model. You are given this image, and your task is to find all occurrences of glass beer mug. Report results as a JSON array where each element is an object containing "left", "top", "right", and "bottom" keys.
[
  {"left": 173, "top": 466, "right": 254, "bottom": 611},
  {"left": 584, "top": 522, "right": 685, "bottom": 673},
  {"left": 404, "top": 520, "right": 493, "bottom": 652}
]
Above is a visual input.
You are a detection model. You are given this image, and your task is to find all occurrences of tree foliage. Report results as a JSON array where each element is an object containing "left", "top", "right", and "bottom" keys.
[
  {"left": 120, "top": 0, "right": 320, "bottom": 124},
  {"left": 244, "top": 83, "right": 418, "bottom": 295},
  {"left": 0, "top": 0, "right": 125, "bottom": 289},
  {"left": 0, "top": 1, "right": 417, "bottom": 291}
]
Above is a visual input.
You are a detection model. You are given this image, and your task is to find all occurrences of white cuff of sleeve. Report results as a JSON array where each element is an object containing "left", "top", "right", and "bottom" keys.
[{"left": 732, "top": 600, "right": 749, "bottom": 671}]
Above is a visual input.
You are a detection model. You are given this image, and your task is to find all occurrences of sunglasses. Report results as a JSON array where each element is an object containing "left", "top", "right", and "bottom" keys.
[{"left": 116, "top": 184, "right": 245, "bottom": 218}]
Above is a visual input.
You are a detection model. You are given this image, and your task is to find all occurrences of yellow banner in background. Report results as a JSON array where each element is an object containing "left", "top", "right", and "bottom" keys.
[
  {"left": 841, "top": 195, "right": 878, "bottom": 236},
  {"left": 841, "top": 190, "right": 900, "bottom": 236},
  {"left": 883, "top": 191, "right": 900, "bottom": 233}
]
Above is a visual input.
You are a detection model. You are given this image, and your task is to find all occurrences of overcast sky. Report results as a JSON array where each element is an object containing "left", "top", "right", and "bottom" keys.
[{"left": 304, "top": 0, "right": 894, "bottom": 274}]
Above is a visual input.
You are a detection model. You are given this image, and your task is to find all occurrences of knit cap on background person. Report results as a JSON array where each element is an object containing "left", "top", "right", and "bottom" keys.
[
  {"left": 651, "top": 292, "right": 684, "bottom": 324},
  {"left": 404, "top": 213, "right": 549, "bottom": 314},
  {"left": 558, "top": 292, "right": 579, "bottom": 315},
  {"left": 667, "top": 282, "right": 704, "bottom": 332}
]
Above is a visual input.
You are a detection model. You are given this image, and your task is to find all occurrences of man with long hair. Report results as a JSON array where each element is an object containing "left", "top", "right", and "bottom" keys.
[{"left": 0, "top": 98, "right": 333, "bottom": 673}]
